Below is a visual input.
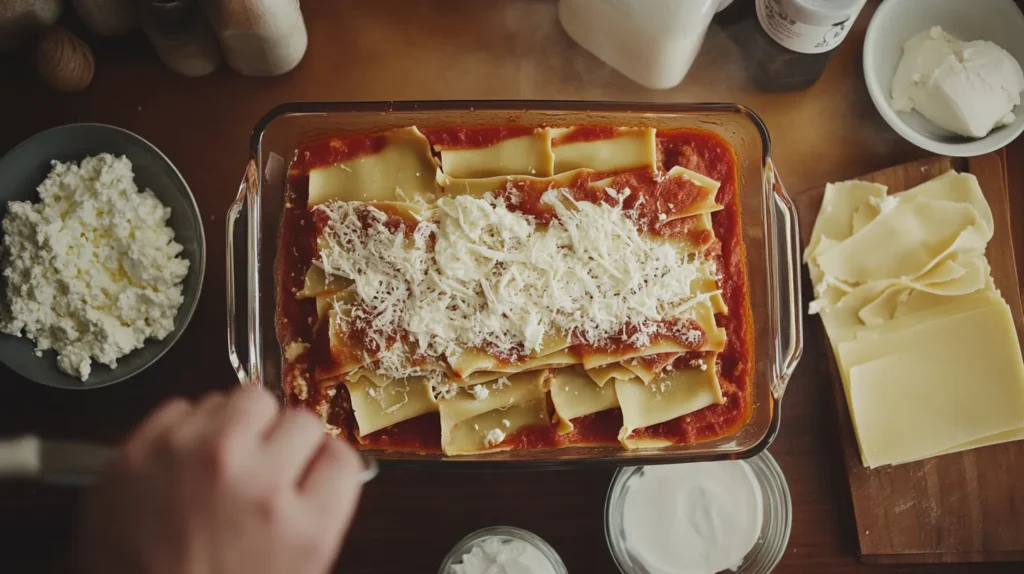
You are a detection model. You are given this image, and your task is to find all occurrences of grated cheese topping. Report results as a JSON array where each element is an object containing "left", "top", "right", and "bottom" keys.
[
  {"left": 315, "top": 189, "right": 706, "bottom": 378},
  {"left": 484, "top": 428, "right": 506, "bottom": 448}
]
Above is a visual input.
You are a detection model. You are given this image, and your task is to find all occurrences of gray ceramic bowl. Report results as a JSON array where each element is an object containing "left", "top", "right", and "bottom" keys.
[{"left": 0, "top": 123, "right": 205, "bottom": 389}]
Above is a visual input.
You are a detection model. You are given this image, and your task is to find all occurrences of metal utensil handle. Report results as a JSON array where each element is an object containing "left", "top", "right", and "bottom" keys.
[
  {"left": 0, "top": 436, "right": 43, "bottom": 478},
  {"left": 358, "top": 454, "right": 379, "bottom": 484},
  {"left": 0, "top": 436, "right": 378, "bottom": 487},
  {"left": 768, "top": 160, "right": 804, "bottom": 399}
]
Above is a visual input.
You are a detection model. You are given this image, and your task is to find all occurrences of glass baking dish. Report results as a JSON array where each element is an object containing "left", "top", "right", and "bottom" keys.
[{"left": 226, "top": 101, "right": 802, "bottom": 468}]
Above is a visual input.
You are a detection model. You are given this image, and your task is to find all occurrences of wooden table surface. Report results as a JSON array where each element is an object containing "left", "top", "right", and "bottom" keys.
[{"left": 1, "top": 1, "right": 1022, "bottom": 572}]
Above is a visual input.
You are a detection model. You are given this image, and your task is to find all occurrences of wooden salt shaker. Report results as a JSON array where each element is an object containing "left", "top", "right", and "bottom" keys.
[
  {"left": 36, "top": 26, "right": 95, "bottom": 92},
  {"left": 72, "top": 0, "right": 138, "bottom": 36},
  {"left": 203, "top": 0, "right": 307, "bottom": 76},
  {"left": 0, "top": 0, "right": 62, "bottom": 53}
]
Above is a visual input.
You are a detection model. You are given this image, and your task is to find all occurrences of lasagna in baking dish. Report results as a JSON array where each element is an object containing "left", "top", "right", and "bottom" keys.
[{"left": 276, "top": 125, "right": 753, "bottom": 455}]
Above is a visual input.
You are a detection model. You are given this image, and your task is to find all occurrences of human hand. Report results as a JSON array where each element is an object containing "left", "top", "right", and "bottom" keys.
[{"left": 75, "top": 386, "right": 364, "bottom": 574}]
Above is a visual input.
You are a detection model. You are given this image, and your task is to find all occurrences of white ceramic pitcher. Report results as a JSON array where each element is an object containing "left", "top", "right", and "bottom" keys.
[{"left": 559, "top": 0, "right": 734, "bottom": 89}]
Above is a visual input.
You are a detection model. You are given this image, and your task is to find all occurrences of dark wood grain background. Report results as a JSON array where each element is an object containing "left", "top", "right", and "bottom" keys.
[{"left": 1, "top": 1, "right": 1022, "bottom": 572}]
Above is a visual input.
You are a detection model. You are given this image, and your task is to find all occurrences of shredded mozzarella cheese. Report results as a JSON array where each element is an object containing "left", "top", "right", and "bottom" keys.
[{"left": 314, "top": 189, "right": 706, "bottom": 379}]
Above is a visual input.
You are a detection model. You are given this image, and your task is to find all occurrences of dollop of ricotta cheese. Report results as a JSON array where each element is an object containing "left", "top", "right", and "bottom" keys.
[
  {"left": 891, "top": 26, "right": 1024, "bottom": 139},
  {"left": 1, "top": 154, "right": 190, "bottom": 380}
]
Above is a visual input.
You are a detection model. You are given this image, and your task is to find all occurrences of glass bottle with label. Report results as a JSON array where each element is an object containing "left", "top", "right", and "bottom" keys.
[{"left": 719, "top": 0, "right": 866, "bottom": 92}]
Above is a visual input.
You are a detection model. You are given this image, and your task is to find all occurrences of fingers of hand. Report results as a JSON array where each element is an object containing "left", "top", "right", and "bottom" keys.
[
  {"left": 214, "top": 386, "right": 281, "bottom": 443},
  {"left": 170, "top": 387, "right": 280, "bottom": 478},
  {"left": 300, "top": 437, "right": 364, "bottom": 517},
  {"left": 264, "top": 409, "right": 328, "bottom": 483},
  {"left": 170, "top": 391, "right": 229, "bottom": 444},
  {"left": 299, "top": 437, "right": 364, "bottom": 557},
  {"left": 122, "top": 397, "right": 193, "bottom": 458}
]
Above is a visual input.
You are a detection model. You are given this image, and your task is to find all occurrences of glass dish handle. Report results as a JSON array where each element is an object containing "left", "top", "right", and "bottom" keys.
[
  {"left": 226, "top": 160, "right": 259, "bottom": 385},
  {"left": 768, "top": 160, "right": 803, "bottom": 400}
]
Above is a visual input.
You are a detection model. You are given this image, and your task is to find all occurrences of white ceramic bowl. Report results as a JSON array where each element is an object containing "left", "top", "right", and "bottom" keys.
[{"left": 863, "top": 0, "right": 1024, "bottom": 157}]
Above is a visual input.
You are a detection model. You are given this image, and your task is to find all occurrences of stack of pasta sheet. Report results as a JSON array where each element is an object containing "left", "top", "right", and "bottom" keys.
[
  {"left": 290, "top": 125, "right": 745, "bottom": 456},
  {"left": 806, "top": 171, "right": 1024, "bottom": 468}
]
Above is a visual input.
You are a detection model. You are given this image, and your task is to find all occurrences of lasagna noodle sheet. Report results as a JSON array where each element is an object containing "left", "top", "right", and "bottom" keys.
[
  {"left": 449, "top": 348, "right": 501, "bottom": 378},
  {"left": 444, "top": 398, "right": 550, "bottom": 455},
  {"left": 820, "top": 255, "right": 993, "bottom": 340},
  {"left": 550, "top": 366, "right": 620, "bottom": 433},
  {"left": 580, "top": 301, "right": 724, "bottom": 371},
  {"left": 581, "top": 339, "right": 690, "bottom": 371},
  {"left": 805, "top": 180, "right": 888, "bottom": 263},
  {"left": 692, "top": 261, "right": 727, "bottom": 315},
  {"left": 621, "top": 353, "right": 681, "bottom": 384},
  {"left": 665, "top": 213, "right": 716, "bottom": 254},
  {"left": 312, "top": 286, "right": 357, "bottom": 332},
  {"left": 616, "top": 362, "right": 724, "bottom": 444},
  {"left": 438, "top": 130, "right": 554, "bottom": 178},
  {"left": 551, "top": 127, "right": 657, "bottom": 174},
  {"left": 436, "top": 168, "right": 585, "bottom": 198},
  {"left": 685, "top": 299, "right": 727, "bottom": 351},
  {"left": 349, "top": 368, "right": 389, "bottom": 387},
  {"left": 452, "top": 351, "right": 578, "bottom": 387},
  {"left": 855, "top": 257, "right": 990, "bottom": 326},
  {"left": 899, "top": 171, "right": 994, "bottom": 236},
  {"left": 307, "top": 127, "right": 440, "bottom": 205},
  {"left": 592, "top": 165, "right": 723, "bottom": 221},
  {"left": 816, "top": 199, "right": 986, "bottom": 285},
  {"left": 313, "top": 292, "right": 366, "bottom": 381},
  {"left": 297, "top": 265, "right": 350, "bottom": 299},
  {"left": 438, "top": 371, "right": 549, "bottom": 455},
  {"left": 458, "top": 371, "right": 510, "bottom": 386},
  {"left": 450, "top": 333, "right": 575, "bottom": 378},
  {"left": 585, "top": 363, "right": 639, "bottom": 387},
  {"left": 892, "top": 287, "right": 1002, "bottom": 322},
  {"left": 490, "top": 349, "right": 577, "bottom": 373},
  {"left": 346, "top": 377, "right": 438, "bottom": 437},
  {"left": 843, "top": 301, "right": 1024, "bottom": 468}
]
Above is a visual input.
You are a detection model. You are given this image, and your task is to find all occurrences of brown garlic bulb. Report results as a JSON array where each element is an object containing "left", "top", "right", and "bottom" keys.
[{"left": 36, "top": 26, "right": 95, "bottom": 93}]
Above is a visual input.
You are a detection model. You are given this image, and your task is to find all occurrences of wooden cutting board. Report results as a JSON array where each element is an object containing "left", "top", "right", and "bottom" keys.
[{"left": 795, "top": 153, "right": 1024, "bottom": 564}]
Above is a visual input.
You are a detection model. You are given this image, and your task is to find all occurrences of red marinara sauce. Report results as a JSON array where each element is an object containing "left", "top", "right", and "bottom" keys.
[
  {"left": 422, "top": 126, "right": 537, "bottom": 149},
  {"left": 275, "top": 126, "right": 754, "bottom": 452},
  {"left": 622, "top": 128, "right": 754, "bottom": 444}
]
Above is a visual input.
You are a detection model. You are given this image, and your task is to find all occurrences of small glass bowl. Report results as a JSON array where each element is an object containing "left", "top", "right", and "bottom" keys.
[
  {"left": 605, "top": 451, "right": 792, "bottom": 574},
  {"left": 438, "top": 526, "right": 569, "bottom": 574}
]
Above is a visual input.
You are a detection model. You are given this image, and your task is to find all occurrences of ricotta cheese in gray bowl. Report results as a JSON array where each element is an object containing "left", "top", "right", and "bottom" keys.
[{"left": 0, "top": 124, "right": 205, "bottom": 389}]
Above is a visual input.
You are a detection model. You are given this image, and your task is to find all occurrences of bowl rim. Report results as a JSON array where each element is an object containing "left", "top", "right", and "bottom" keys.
[
  {"left": 603, "top": 451, "right": 792, "bottom": 574},
  {"left": 437, "top": 525, "right": 568, "bottom": 574},
  {"left": 862, "top": 0, "right": 1024, "bottom": 157},
  {"left": 0, "top": 122, "right": 207, "bottom": 390}
]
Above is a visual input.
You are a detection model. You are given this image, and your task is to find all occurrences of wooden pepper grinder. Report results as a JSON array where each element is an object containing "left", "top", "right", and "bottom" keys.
[
  {"left": 36, "top": 26, "right": 95, "bottom": 92},
  {"left": 203, "top": 0, "right": 307, "bottom": 76},
  {"left": 142, "top": 0, "right": 221, "bottom": 77}
]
